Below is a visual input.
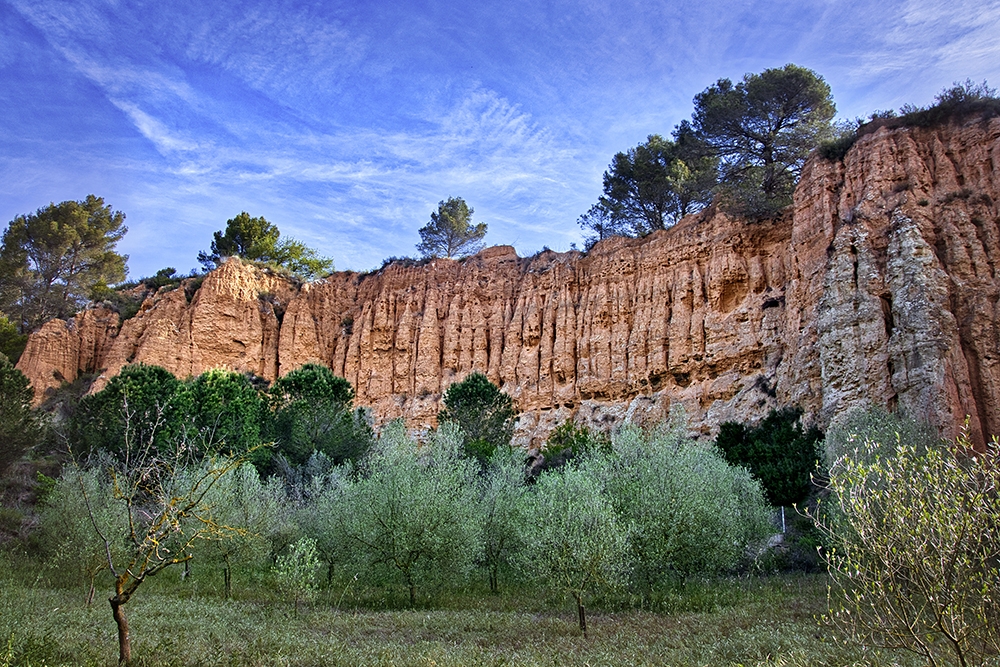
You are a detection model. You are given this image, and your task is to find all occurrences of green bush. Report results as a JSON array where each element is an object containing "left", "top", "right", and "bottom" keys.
[
  {"left": 70, "top": 363, "right": 191, "bottom": 458},
  {"left": 0, "top": 353, "right": 43, "bottom": 476},
  {"left": 715, "top": 407, "right": 822, "bottom": 507},
  {"left": 188, "top": 369, "right": 266, "bottom": 465},
  {"left": 273, "top": 537, "right": 322, "bottom": 615},
  {"left": 824, "top": 405, "right": 942, "bottom": 469},
  {"left": 269, "top": 363, "right": 371, "bottom": 467},
  {"left": 536, "top": 420, "right": 610, "bottom": 473}
]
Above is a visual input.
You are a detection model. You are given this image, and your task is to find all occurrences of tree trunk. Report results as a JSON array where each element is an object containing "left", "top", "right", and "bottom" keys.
[
  {"left": 86, "top": 573, "right": 96, "bottom": 607},
  {"left": 223, "top": 553, "right": 231, "bottom": 600},
  {"left": 110, "top": 598, "right": 131, "bottom": 665},
  {"left": 573, "top": 592, "right": 588, "bottom": 639},
  {"left": 489, "top": 566, "right": 499, "bottom": 595}
]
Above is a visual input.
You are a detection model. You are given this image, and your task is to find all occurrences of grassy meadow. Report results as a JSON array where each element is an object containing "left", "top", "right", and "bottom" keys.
[{"left": 0, "top": 554, "right": 919, "bottom": 667}]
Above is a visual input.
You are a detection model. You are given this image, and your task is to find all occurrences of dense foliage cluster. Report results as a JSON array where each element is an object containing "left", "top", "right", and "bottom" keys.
[
  {"left": 715, "top": 406, "right": 822, "bottom": 508},
  {"left": 437, "top": 371, "right": 516, "bottom": 463}
]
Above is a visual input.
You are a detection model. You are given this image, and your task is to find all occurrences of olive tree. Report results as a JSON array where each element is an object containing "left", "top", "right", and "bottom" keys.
[
  {"left": 477, "top": 446, "right": 529, "bottom": 594},
  {"left": 600, "top": 421, "right": 772, "bottom": 594},
  {"left": 335, "top": 421, "right": 481, "bottom": 605},
  {"left": 273, "top": 537, "right": 323, "bottom": 615},
  {"left": 522, "top": 460, "right": 628, "bottom": 638},
  {"left": 814, "top": 432, "right": 1000, "bottom": 666},
  {"left": 198, "top": 462, "right": 288, "bottom": 599},
  {"left": 39, "top": 463, "right": 127, "bottom": 606}
]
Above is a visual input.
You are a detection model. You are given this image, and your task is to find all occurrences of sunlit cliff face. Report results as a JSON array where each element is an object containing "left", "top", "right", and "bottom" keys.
[{"left": 18, "top": 117, "right": 1000, "bottom": 447}]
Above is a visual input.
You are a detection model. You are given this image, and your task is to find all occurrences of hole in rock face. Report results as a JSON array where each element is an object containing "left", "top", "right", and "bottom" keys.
[
  {"left": 880, "top": 293, "right": 894, "bottom": 337},
  {"left": 673, "top": 372, "right": 691, "bottom": 388}
]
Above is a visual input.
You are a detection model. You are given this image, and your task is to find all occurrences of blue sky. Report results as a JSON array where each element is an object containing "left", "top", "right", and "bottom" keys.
[{"left": 2, "top": 0, "right": 999, "bottom": 278}]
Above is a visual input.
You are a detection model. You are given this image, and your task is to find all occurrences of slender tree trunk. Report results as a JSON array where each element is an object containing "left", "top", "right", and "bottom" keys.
[
  {"left": 409, "top": 583, "right": 416, "bottom": 607},
  {"left": 489, "top": 567, "right": 498, "bottom": 595},
  {"left": 573, "top": 592, "right": 588, "bottom": 639},
  {"left": 110, "top": 597, "right": 130, "bottom": 665},
  {"left": 223, "top": 553, "right": 231, "bottom": 599},
  {"left": 86, "top": 572, "right": 96, "bottom": 606}
]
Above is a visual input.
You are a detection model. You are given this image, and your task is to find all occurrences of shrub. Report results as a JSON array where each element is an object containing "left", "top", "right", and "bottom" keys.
[
  {"left": 824, "top": 405, "right": 941, "bottom": 470},
  {"left": 814, "top": 430, "right": 1000, "bottom": 666},
  {"left": 0, "top": 354, "right": 41, "bottom": 476},
  {"left": 536, "top": 420, "right": 610, "bottom": 473},
  {"left": 269, "top": 364, "right": 372, "bottom": 467},
  {"left": 715, "top": 407, "right": 822, "bottom": 508},
  {"left": 70, "top": 364, "right": 190, "bottom": 459}
]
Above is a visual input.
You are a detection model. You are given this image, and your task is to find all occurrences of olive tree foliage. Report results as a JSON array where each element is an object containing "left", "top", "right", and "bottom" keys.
[
  {"left": 0, "top": 353, "right": 42, "bottom": 476},
  {"left": 0, "top": 195, "right": 128, "bottom": 333},
  {"left": 438, "top": 372, "right": 516, "bottom": 464},
  {"left": 476, "top": 446, "right": 529, "bottom": 594},
  {"left": 813, "top": 432, "right": 1000, "bottom": 667},
  {"left": 38, "top": 463, "right": 127, "bottom": 606},
  {"left": 578, "top": 126, "right": 716, "bottom": 244},
  {"left": 693, "top": 64, "right": 835, "bottom": 219},
  {"left": 824, "top": 405, "right": 942, "bottom": 468},
  {"left": 416, "top": 197, "right": 487, "bottom": 259},
  {"left": 273, "top": 537, "right": 323, "bottom": 615},
  {"left": 269, "top": 363, "right": 373, "bottom": 467},
  {"left": 332, "top": 421, "right": 482, "bottom": 605},
  {"left": 198, "top": 212, "right": 333, "bottom": 280},
  {"left": 196, "top": 463, "right": 289, "bottom": 599},
  {"left": 522, "top": 460, "right": 629, "bottom": 638},
  {"left": 599, "top": 420, "right": 772, "bottom": 594}
]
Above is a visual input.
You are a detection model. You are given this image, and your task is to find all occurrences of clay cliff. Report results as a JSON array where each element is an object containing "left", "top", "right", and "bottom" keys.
[{"left": 17, "top": 116, "right": 1000, "bottom": 447}]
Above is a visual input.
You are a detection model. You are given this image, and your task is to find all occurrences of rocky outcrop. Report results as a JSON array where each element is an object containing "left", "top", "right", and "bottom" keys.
[{"left": 18, "top": 116, "right": 1000, "bottom": 446}]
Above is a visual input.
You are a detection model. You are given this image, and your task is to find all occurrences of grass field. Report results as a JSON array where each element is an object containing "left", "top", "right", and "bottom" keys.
[{"left": 0, "top": 555, "right": 922, "bottom": 667}]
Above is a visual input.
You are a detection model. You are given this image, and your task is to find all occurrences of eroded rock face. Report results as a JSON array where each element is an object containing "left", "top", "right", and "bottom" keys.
[{"left": 17, "top": 116, "right": 1000, "bottom": 446}]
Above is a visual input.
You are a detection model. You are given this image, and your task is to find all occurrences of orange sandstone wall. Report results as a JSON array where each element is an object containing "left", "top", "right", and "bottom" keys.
[{"left": 18, "top": 117, "right": 1000, "bottom": 446}]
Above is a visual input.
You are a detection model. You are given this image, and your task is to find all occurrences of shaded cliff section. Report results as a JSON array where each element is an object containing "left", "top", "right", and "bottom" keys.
[{"left": 18, "top": 117, "right": 1000, "bottom": 447}]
